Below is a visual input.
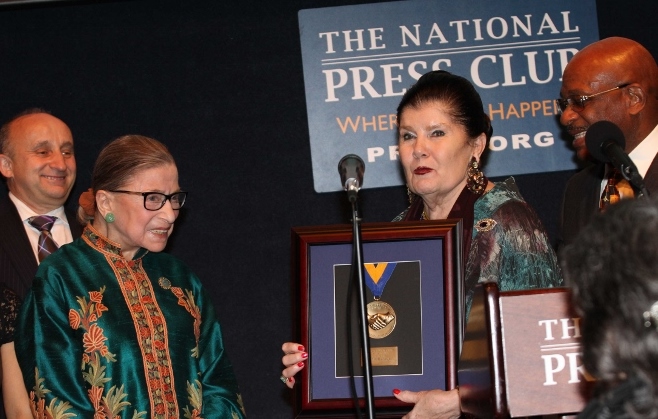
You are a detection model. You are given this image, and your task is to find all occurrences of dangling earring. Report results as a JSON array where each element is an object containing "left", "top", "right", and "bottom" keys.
[
  {"left": 104, "top": 212, "right": 115, "bottom": 223},
  {"left": 407, "top": 186, "right": 415, "bottom": 204},
  {"left": 466, "top": 157, "right": 486, "bottom": 195}
]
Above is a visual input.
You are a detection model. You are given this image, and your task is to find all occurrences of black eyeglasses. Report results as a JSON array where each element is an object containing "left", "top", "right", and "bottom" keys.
[
  {"left": 110, "top": 190, "right": 187, "bottom": 210},
  {"left": 555, "top": 83, "right": 630, "bottom": 114}
]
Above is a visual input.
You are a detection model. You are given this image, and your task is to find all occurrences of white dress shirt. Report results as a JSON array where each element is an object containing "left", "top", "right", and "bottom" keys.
[
  {"left": 600, "top": 123, "right": 658, "bottom": 195},
  {"left": 9, "top": 192, "right": 74, "bottom": 264}
]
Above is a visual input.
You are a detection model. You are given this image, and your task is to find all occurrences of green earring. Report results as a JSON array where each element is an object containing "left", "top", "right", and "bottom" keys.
[{"left": 105, "top": 212, "right": 115, "bottom": 223}]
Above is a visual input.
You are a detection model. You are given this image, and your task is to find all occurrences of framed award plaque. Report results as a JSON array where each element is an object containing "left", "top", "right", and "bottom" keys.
[{"left": 290, "top": 220, "right": 464, "bottom": 418}]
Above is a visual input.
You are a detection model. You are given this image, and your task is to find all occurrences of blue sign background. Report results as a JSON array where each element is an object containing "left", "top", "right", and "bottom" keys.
[{"left": 299, "top": 0, "right": 599, "bottom": 192}]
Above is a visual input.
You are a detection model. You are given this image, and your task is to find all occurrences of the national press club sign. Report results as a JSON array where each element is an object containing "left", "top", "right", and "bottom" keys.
[{"left": 298, "top": 0, "right": 599, "bottom": 193}]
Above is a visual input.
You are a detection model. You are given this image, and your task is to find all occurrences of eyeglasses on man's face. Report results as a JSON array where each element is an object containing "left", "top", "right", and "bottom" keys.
[
  {"left": 555, "top": 83, "right": 630, "bottom": 114},
  {"left": 110, "top": 190, "right": 188, "bottom": 211}
]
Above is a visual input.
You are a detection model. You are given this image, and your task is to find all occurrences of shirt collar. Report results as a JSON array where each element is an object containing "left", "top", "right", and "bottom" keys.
[
  {"left": 9, "top": 192, "right": 69, "bottom": 226},
  {"left": 629, "top": 123, "right": 658, "bottom": 178}
]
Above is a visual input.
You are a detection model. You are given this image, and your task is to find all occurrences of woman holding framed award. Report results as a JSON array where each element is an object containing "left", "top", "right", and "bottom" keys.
[{"left": 282, "top": 70, "right": 563, "bottom": 418}]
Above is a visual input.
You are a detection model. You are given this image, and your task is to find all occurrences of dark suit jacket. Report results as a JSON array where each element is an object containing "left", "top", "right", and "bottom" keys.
[
  {"left": 0, "top": 194, "right": 84, "bottom": 419},
  {"left": 558, "top": 155, "right": 658, "bottom": 247},
  {"left": 0, "top": 194, "right": 83, "bottom": 299}
]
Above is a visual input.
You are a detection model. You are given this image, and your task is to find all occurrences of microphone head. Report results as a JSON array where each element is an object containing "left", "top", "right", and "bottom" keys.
[
  {"left": 585, "top": 120, "right": 626, "bottom": 163},
  {"left": 337, "top": 154, "right": 365, "bottom": 190}
]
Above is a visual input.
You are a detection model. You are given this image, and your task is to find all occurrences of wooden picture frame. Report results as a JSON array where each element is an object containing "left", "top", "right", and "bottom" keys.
[{"left": 290, "top": 220, "right": 464, "bottom": 418}]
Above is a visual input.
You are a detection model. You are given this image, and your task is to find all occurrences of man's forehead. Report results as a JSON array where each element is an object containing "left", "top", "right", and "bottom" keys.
[
  {"left": 9, "top": 114, "right": 73, "bottom": 145},
  {"left": 561, "top": 62, "right": 616, "bottom": 94},
  {"left": 27, "top": 139, "right": 74, "bottom": 149}
]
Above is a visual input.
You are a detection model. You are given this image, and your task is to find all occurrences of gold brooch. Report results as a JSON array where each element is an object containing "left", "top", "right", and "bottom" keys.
[
  {"left": 475, "top": 218, "right": 497, "bottom": 232},
  {"left": 158, "top": 277, "right": 172, "bottom": 289}
]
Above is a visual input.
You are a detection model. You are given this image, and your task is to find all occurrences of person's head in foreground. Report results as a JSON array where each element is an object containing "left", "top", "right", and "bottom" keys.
[{"left": 561, "top": 197, "right": 658, "bottom": 418}]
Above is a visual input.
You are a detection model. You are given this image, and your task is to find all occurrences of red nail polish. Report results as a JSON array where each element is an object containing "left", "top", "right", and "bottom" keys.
[
  {"left": 298, "top": 345, "right": 305, "bottom": 351},
  {"left": 297, "top": 361, "right": 305, "bottom": 367},
  {"left": 393, "top": 389, "right": 400, "bottom": 395},
  {"left": 302, "top": 352, "right": 308, "bottom": 359}
]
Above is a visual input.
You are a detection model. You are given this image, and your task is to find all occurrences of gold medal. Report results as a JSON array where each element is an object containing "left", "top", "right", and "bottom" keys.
[{"left": 367, "top": 300, "right": 396, "bottom": 339}]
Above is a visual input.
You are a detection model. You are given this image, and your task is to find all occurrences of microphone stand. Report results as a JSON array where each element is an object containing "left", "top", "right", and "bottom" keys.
[{"left": 348, "top": 195, "right": 376, "bottom": 419}]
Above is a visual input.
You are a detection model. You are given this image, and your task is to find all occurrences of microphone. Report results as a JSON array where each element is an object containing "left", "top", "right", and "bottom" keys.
[
  {"left": 337, "top": 154, "right": 365, "bottom": 202},
  {"left": 585, "top": 120, "right": 648, "bottom": 196}
]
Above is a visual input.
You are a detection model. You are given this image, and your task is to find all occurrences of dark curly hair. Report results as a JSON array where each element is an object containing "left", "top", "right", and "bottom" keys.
[{"left": 560, "top": 197, "right": 658, "bottom": 417}]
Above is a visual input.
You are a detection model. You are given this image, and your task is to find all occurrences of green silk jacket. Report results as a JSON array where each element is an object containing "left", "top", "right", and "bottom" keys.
[{"left": 16, "top": 224, "right": 246, "bottom": 418}]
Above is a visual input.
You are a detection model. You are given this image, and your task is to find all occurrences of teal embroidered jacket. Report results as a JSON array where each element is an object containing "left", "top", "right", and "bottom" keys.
[{"left": 15, "top": 224, "right": 246, "bottom": 418}]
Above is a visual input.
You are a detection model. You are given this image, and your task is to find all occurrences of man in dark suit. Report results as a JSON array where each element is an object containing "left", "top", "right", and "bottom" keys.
[
  {"left": 0, "top": 109, "right": 82, "bottom": 298},
  {"left": 558, "top": 37, "right": 658, "bottom": 246},
  {"left": 0, "top": 109, "right": 81, "bottom": 418}
]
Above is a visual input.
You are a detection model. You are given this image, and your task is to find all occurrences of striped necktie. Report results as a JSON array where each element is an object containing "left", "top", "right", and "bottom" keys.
[
  {"left": 28, "top": 215, "right": 59, "bottom": 262},
  {"left": 600, "top": 165, "right": 635, "bottom": 211}
]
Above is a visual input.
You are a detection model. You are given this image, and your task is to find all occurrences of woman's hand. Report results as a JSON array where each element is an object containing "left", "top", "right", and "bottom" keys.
[
  {"left": 280, "top": 342, "right": 308, "bottom": 389},
  {"left": 393, "top": 388, "right": 461, "bottom": 419}
]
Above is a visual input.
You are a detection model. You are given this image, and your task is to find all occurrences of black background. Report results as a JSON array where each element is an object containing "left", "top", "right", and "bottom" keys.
[{"left": 0, "top": 0, "right": 656, "bottom": 417}]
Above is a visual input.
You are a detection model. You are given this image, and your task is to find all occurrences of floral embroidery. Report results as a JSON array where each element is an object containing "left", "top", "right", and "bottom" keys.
[
  {"left": 68, "top": 310, "right": 81, "bottom": 330},
  {"left": 183, "top": 380, "right": 203, "bottom": 419},
  {"left": 170, "top": 287, "right": 202, "bottom": 358},
  {"left": 70, "top": 287, "right": 115, "bottom": 362},
  {"left": 72, "top": 287, "right": 144, "bottom": 418},
  {"left": 114, "top": 257, "right": 179, "bottom": 416},
  {"left": 82, "top": 228, "right": 122, "bottom": 256},
  {"left": 236, "top": 393, "right": 246, "bottom": 417},
  {"left": 82, "top": 324, "right": 107, "bottom": 353},
  {"left": 29, "top": 285, "right": 147, "bottom": 419},
  {"left": 29, "top": 368, "right": 75, "bottom": 419}
]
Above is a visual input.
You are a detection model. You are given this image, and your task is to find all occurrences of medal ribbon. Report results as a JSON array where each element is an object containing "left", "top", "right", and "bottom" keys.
[{"left": 364, "top": 262, "right": 397, "bottom": 298}]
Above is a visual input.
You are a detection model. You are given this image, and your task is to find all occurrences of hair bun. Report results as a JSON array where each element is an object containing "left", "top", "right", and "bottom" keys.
[{"left": 78, "top": 188, "right": 95, "bottom": 217}]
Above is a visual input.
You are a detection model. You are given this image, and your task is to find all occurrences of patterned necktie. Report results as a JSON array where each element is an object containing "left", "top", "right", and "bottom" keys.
[
  {"left": 28, "top": 215, "right": 59, "bottom": 262},
  {"left": 600, "top": 165, "right": 635, "bottom": 211}
]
